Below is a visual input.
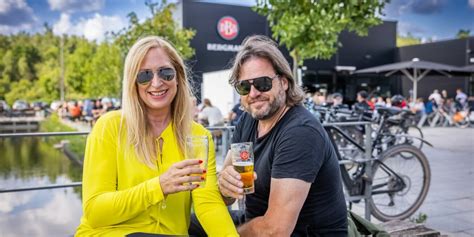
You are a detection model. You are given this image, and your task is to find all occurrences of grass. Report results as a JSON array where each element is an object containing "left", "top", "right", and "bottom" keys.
[
  {"left": 40, "top": 114, "right": 87, "bottom": 159},
  {"left": 410, "top": 212, "right": 428, "bottom": 224}
]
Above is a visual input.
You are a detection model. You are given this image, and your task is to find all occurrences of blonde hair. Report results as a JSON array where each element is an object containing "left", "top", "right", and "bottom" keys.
[
  {"left": 122, "top": 36, "right": 193, "bottom": 168},
  {"left": 229, "top": 35, "right": 305, "bottom": 106}
]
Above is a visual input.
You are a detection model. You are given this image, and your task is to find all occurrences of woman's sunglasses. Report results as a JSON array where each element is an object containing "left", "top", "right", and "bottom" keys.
[
  {"left": 234, "top": 75, "right": 279, "bottom": 95},
  {"left": 136, "top": 67, "right": 176, "bottom": 85}
]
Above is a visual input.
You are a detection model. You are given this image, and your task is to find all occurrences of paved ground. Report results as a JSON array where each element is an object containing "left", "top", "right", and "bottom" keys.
[
  {"left": 351, "top": 127, "right": 474, "bottom": 236},
  {"left": 415, "top": 127, "right": 474, "bottom": 236}
]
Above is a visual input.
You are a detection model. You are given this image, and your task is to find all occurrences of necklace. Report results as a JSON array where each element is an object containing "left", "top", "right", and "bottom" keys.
[{"left": 257, "top": 105, "right": 289, "bottom": 138}]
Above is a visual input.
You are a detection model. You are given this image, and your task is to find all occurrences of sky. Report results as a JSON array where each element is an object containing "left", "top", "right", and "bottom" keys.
[{"left": 0, "top": 0, "right": 473, "bottom": 43}]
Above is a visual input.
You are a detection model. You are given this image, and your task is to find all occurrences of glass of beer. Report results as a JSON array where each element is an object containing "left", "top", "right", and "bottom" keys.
[
  {"left": 185, "top": 135, "right": 208, "bottom": 188},
  {"left": 230, "top": 142, "right": 255, "bottom": 194}
]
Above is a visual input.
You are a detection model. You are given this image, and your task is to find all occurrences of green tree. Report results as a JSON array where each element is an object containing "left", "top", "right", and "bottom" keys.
[
  {"left": 33, "top": 28, "right": 62, "bottom": 103},
  {"left": 65, "top": 36, "right": 96, "bottom": 98},
  {"left": 113, "top": 0, "right": 195, "bottom": 60},
  {"left": 457, "top": 29, "right": 471, "bottom": 39},
  {"left": 5, "top": 79, "right": 35, "bottom": 103},
  {"left": 85, "top": 42, "right": 122, "bottom": 98},
  {"left": 254, "top": 0, "right": 387, "bottom": 79},
  {"left": 397, "top": 33, "right": 421, "bottom": 47}
]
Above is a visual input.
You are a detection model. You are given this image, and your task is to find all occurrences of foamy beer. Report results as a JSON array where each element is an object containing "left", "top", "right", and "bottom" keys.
[
  {"left": 230, "top": 142, "right": 255, "bottom": 194},
  {"left": 185, "top": 135, "right": 208, "bottom": 188}
]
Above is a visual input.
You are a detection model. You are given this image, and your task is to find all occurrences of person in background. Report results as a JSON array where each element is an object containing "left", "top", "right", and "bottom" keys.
[
  {"left": 91, "top": 99, "right": 104, "bottom": 123},
  {"left": 332, "top": 92, "right": 348, "bottom": 109},
  {"left": 215, "top": 35, "right": 347, "bottom": 236},
  {"left": 191, "top": 97, "right": 200, "bottom": 121},
  {"left": 101, "top": 97, "right": 115, "bottom": 112},
  {"left": 385, "top": 97, "right": 392, "bottom": 107},
  {"left": 228, "top": 101, "right": 244, "bottom": 126},
  {"left": 82, "top": 99, "right": 95, "bottom": 126},
  {"left": 428, "top": 89, "right": 442, "bottom": 108},
  {"left": 75, "top": 36, "right": 238, "bottom": 236},
  {"left": 375, "top": 96, "right": 386, "bottom": 107},
  {"left": 369, "top": 96, "right": 377, "bottom": 109},
  {"left": 391, "top": 94, "right": 407, "bottom": 109},
  {"left": 69, "top": 101, "right": 82, "bottom": 121},
  {"left": 353, "top": 90, "right": 371, "bottom": 111},
  {"left": 59, "top": 101, "right": 69, "bottom": 118},
  {"left": 455, "top": 88, "right": 468, "bottom": 108},
  {"left": 441, "top": 89, "right": 449, "bottom": 101},
  {"left": 410, "top": 97, "right": 427, "bottom": 127},
  {"left": 198, "top": 98, "right": 224, "bottom": 126}
]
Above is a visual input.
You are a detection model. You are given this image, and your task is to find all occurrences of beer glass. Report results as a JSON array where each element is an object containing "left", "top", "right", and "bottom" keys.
[
  {"left": 230, "top": 142, "right": 255, "bottom": 194},
  {"left": 185, "top": 135, "right": 208, "bottom": 188}
]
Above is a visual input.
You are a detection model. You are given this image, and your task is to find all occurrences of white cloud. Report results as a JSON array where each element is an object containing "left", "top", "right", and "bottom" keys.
[
  {"left": 82, "top": 14, "right": 126, "bottom": 42},
  {"left": 53, "top": 13, "right": 126, "bottom": 42},
  {"left": 48, "top": 0, "right": 105, "bottom": 13},
  {"left": 469, "top": 0, "right": 474, "bottom": 9},
  {"left": 53, "top": 13, "right": 74, "bottom": 35},
  {"left": 0, "top": 176, "right": 83, "bottom": 236},
  {"left": 0, "top": 0, "right": 36, "bottom": 34}
]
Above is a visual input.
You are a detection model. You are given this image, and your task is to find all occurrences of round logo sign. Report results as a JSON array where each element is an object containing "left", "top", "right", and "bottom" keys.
[
  {"left": 240, "top": 151, "right": 249, "bottom": 161},
  {"left": 217, "top": 16, "right": 239, "bottom": 41}
]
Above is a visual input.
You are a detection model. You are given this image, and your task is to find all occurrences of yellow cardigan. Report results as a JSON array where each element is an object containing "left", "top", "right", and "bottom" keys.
[{"left": 75, "top": 111, "right": 238, "bottom": 236}]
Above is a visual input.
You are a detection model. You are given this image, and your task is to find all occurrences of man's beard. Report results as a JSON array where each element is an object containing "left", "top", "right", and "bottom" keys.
[{"left": 244, "top": 89, "right": 286, "bottom": 120}]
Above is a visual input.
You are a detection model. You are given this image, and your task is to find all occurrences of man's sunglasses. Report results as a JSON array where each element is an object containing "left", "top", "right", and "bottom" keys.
[
  {"left": 136, "top": 67, "right": 176, "bottom": 85},
  {"left": 234, "top": 75, "right": 279, "bottom": 95}
]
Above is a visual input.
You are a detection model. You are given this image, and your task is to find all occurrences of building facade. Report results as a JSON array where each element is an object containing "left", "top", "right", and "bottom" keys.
[{"left": 175, "top": 1, "right": 472, "bottom": 110}]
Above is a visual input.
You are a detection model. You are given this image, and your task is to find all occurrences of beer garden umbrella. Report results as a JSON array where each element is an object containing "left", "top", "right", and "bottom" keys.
[
  {"left": 355, "top": 58, "right": 472, "bottom": 100},
  {"left": 460, "top": 64, "right": 474, "bottom": 73}
]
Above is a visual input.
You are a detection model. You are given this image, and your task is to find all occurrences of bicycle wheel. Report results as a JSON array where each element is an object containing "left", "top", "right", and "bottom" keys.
[
  {"left": 392, "top": 125, "right": 424, "bottom": 150},
  {"left": 369, "top": 144, "right": 431, "bottom": 221},
  {"left": 404, "top": 126, "right": 424, "bottom": 150}
]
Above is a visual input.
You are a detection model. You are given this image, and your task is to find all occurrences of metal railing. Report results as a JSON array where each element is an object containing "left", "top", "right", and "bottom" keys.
[
  {"left": 0, "top": 131, "right": 89, "bottom": 138},
  {"left": 0, "top": 126, "right": 235, "bottom": 193}
]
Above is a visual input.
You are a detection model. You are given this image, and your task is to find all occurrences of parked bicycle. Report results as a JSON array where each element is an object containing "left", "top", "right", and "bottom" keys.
[{"left": 324, "top": 119, "right": 431, "bottom": 221}]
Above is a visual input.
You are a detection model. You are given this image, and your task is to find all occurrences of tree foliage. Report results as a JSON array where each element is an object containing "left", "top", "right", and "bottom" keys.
[
  {"left": 254, "top": 0, "right": 387, "bottom": 78},
  {"left": 0, "top": 0, "right": 194, "bottom": 105},
  {"left": 456, "top": 29, "right": 471, "bottom": 39},
  {"left": 113, "top": 0, "right": 195, "bottom": 59},
  {"left": 397, "top": 33, "right": 421, "bottom": 47}
]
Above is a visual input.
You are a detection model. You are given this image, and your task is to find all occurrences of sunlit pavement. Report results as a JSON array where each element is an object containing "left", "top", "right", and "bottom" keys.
[{"left": 351, "top": 127, "right": 474, "bottom": 236}]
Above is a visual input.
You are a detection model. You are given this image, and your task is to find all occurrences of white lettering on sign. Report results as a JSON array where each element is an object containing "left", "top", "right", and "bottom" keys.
[{"left": 206, "top": 43, "right": 242, "bottom": 52}]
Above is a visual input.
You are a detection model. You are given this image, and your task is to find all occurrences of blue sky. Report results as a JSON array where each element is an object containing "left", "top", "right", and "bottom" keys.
[{"left": 0, "top": 0, "right": 473, "bottom": 42}]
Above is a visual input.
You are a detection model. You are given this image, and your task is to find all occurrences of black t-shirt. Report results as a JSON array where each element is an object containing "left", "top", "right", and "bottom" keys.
[{"left": 232, "top": 105, "right": 347, "bottom": 236}]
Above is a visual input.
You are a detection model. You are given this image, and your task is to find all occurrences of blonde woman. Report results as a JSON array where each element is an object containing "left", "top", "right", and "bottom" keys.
[{"left": 76, "top": 36, "right": 238, "bottom": 236}]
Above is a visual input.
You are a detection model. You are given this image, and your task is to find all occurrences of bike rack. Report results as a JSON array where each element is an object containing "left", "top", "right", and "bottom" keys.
[{"left": 323, "top": 121, "right": 373, "bottom": 221}]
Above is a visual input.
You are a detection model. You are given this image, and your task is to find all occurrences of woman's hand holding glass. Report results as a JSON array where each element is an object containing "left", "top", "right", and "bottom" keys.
[{"left": 159, "top": 159, "right": 205, "bottom": 195}]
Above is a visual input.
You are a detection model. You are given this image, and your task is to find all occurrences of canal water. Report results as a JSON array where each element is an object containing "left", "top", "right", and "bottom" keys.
[{"left": 0, "top": 137, "right": 85, "bottom": 237}]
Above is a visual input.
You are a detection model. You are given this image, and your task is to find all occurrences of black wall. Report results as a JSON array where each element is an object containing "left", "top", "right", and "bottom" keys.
[
  {"left": 302, "top": 21, "right": 398, "bottom": 101},
  {"left": 398, "top": 37, "right": 473, "bottom": 99}
]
